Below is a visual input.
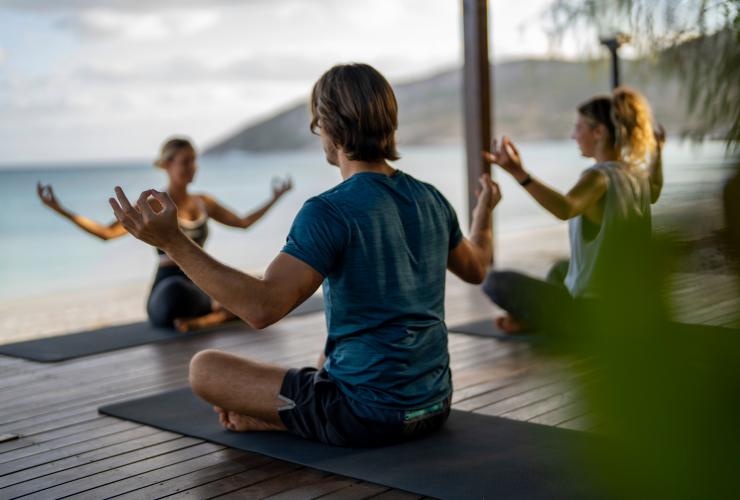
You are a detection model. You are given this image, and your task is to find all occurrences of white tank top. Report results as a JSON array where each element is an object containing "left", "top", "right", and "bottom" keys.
[{"left": 565, "top": 162, "right": 652, "bottom": 298}]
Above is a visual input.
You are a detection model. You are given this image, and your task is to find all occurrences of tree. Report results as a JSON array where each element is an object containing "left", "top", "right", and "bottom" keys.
[{"left": 544, "top": 0, "right": 739, "bottom": 150}]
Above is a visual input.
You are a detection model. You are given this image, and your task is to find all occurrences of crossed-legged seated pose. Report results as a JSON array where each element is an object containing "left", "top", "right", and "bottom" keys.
[
  {"left": 38, "top": 137, "right": 292, "bottom": 331},
  {"left": 481, "top": 86, "right": 665, "bottom": 333},
  {"left": 109, "top": 63, "right": 501, "bottom": 446}
]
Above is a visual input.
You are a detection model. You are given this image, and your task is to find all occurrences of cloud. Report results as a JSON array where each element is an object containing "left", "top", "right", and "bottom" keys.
[
  {"left": 54, "top": 8, "right": 220, "bottom": 41},
  {"left": 0, "top": 0, "right": 569, "bottom": 163},
  {"left": 74, "top": 51, "right": 333, "bottom": 85},
  {"left": 0, "top": 47, "right": 6, "bottom": 64},
  {"left": 0, "top": 0, "right": 461, "bottom": 164},
  {"left": 0, "top": 0, "right": 253, "bottom": 13}
]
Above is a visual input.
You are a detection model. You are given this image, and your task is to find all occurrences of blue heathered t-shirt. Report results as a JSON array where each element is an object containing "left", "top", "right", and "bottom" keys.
[{"left": 282, "top": 170, "right": 463, "bottom": 416}]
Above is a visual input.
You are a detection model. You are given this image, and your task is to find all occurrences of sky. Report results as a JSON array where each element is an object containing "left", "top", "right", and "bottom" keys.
[{"left": 0, "top": 0, "right": 600, "bottom": 164}]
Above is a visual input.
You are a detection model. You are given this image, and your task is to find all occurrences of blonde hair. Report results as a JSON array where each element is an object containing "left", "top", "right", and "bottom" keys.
[
  {"left": 578, "top": 86, "right": 657, "bottom": 166},
  {"left": 611, "top": 86, "right": 656, "bottom": 166},
  {"left": 154, "top": 137, "right": 194, "bottom": 168}
]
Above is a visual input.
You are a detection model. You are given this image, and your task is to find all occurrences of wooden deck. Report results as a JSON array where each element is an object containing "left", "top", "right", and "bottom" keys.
[{"left": 0, "top": 270, "right": 736, "bottom": 499}]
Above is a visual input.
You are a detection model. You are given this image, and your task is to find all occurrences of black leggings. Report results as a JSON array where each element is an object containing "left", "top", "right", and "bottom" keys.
[
  {"left": 481, "top": 260, "right": 575, "bottom": 331},
  {"left": 147, "top": 266, "right": 213, "bottom": 328}
]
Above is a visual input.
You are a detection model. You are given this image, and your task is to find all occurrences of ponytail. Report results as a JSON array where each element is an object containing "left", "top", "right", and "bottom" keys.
[
  {"left": 578, "top": 87, "right": 657, "bottom": 166},
  {"left": 610, "top": 86, "right": 656, "bottom": 166}
]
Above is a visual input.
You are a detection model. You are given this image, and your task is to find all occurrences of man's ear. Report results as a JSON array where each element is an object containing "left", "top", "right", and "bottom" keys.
[{"left": 334, "top": 144, "right": 346, "bottom": 162}]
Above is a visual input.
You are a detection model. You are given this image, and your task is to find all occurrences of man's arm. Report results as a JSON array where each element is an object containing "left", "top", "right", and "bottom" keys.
[
  {"left": 164, "top": 237, "right": 322, "bottom": 329},
  {"left": 109, "top": 187, "right": 323, "bottom": 329},
  {"left": 447, "top": 174, "right": 500, "bottom": 284}
]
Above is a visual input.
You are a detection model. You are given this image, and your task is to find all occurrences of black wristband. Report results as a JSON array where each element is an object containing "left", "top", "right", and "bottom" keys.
[{"left": 519, "top": 174, "right": 532, "bottom": 187}]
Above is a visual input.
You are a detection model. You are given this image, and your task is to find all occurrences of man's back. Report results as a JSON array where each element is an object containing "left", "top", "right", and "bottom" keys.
[
  {"left": 283, "top": 170, "right": 462, "bottom": 414},
  {"left": 129, "top": 63, "right": 497, "bottom": 447}
]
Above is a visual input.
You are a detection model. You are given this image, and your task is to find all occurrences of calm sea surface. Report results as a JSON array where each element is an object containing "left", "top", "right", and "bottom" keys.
[{"left": 0, "top": 141, "right": 732, "bottom": 302}]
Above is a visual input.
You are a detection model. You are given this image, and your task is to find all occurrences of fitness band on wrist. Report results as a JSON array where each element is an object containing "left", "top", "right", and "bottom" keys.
[{"left": 519, "top": 174, "right": 532, "bottom": 187}]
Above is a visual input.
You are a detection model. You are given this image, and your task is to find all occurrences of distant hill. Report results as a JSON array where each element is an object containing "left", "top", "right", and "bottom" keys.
[{"left": 205, "top": 58, "right": 697, "bottom": 155}]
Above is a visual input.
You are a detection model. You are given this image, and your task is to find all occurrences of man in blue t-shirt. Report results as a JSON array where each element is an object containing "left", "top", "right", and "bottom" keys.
[{"left": 110, "top": 63, "right": 501, "bottom": 446}]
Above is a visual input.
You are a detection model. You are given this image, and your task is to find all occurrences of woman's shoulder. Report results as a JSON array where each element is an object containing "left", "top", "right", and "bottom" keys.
[
  {"left": 191, "top": 193, "right": 216, "bottom": 209},
  {"left": 190, "top": 192, "right": 210, "bottom": 202},
  {"left": 587, "top": 160, "right": 624, "bottom": 171},
  {"left": 582, "top": 161, "right": 629, "bottom": 180},
  {"left": 579, "top": 163, "right": 611, "bottom": 181}
]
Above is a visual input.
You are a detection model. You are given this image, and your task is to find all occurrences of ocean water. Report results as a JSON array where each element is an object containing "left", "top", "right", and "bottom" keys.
[{"left": 0, "top": 141, "right": 732, "bottom": 303}]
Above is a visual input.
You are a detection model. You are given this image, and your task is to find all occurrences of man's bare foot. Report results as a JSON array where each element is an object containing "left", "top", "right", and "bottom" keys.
[
  {"left": 174, "top": 309, "right": 237, "bottom": 333},
  {"left": 495, "top": 314, "right": 529, "bottom": 334},
  {"left": 213, "top": 406, "right": 284, "bottom": 432}
]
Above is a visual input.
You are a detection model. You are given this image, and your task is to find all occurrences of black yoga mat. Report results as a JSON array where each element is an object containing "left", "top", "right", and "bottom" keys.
[
  {"left": 0, "top": 295, "right": 324, "bottom": 363},
  {"left": 449, "top": 317, "right": 538, "bottom": 340},
  {"left": 99, "top": 387, "right": 597, "bottom": 500}
]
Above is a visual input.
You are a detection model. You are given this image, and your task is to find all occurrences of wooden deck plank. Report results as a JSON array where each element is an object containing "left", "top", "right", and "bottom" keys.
[
  {"left": 262, "top": 477, "right": 359, "bottom": 500},
  {"left": 368, "top": 490, "right": 424, "bottom": 500},
  {"left": 0, "top": 432, "right": 184, "bottom": 488},
  {"left": 0, "top": 411, "right": 106, "bottom": 444},
  {"left": 165, "top": 462, "right": 304, "bottom": 499},
  {"left": 528, "top": 400, "right": 587, "bottom": 426},
  {"left": 112, "top": 454, "right": 273, "bottom": 499},
  {"left": 216, "top": 469, "right": 334, "bottom": 499},
  {"left": 18, "top": 441, "right": 225, "bottom": 499},
  {"left": 476, "top": 380, "right": 575, "bottom": 417},
  {"left": 453, "top": 373, "right": 561, "bottom": 412},
  {"left": 1, "top": 436, "right": 205, "bottom": 497},
  {"left": 558, "top": 413, "right": 596, "bottom": 431},
  {"left": 0, "top": 418, "right": 131, "bottom": 460},
  {"left": 0, "top": 426, "right": 164, "bottom": 487},
  {"left": 66, "top": 448, "right": 249, "bottom": 499},
  {"left": 313, "top": 482, "right": 389, "bottom": 499},
  {"left": 500, "top": 388, "right": 583, "bottom": 421}
]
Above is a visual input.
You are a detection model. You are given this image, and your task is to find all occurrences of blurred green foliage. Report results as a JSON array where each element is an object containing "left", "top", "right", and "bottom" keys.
[
  {"left": 537, "top": 229, "right": 739, "bottom": 499},
  {"left": 507, "top": 4, "right": 740, "bottom": 496}
]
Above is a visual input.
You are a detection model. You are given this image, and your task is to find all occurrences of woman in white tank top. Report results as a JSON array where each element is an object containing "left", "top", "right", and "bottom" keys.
[{"left": 481, "top": 87, "right": 665, "bottom": 334}]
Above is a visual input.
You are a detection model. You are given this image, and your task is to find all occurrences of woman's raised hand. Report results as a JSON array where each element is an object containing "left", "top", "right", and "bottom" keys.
[
  {"left": 272, "top": 176, "right": 293, "bottom": 199},
  {"left": 109, "top": 187, "right": 181, "bottom": 250},
  {"left": 654, "top": 124, "right": 666, "bottom": 151},
  {"left": 37, "top": 182, "right": 63, "bottom": 212},
  {"left": 482, "top": 136, "right": 527, "bottom": 182}
]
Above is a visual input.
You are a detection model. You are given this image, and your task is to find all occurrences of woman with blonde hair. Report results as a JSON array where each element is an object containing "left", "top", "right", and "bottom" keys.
[
  {"left": 482, "top": 86, "right": 665, "bottom": 333},
  {"left": 37, "top": 136, "right": 292, "bottom": 332}
]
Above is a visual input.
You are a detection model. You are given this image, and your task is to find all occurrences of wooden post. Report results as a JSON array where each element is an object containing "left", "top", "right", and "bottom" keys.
[{"left": 462, "top": 0, "right": 492, "bottom": 240}]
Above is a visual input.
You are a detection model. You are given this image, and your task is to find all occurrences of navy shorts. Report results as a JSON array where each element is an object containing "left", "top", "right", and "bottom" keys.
[{"left": 278, "top": 367, "right": 450, "bottom": 447}]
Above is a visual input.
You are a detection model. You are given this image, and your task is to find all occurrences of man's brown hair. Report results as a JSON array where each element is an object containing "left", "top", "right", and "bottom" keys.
[{"left": 310, "top": 63, "right": 400, "bottom": 162}]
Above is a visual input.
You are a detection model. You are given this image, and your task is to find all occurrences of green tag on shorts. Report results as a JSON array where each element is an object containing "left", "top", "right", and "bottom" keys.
[{"left": 403, "top": 401, "right": 444, "bottom": 422}]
